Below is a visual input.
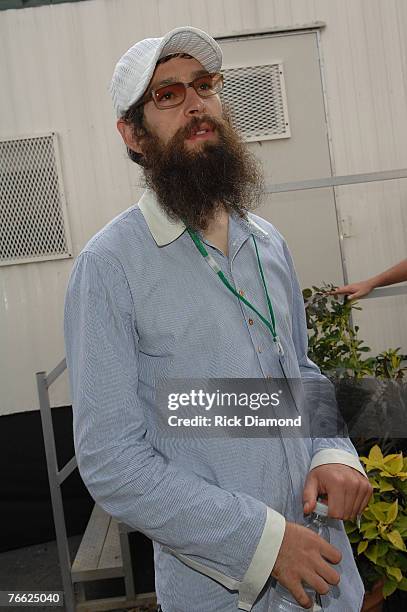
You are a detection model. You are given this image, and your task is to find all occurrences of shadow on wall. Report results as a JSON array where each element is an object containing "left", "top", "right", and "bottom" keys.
[{"left": 0, "top": 406, "right": 93, "bottom": 553}]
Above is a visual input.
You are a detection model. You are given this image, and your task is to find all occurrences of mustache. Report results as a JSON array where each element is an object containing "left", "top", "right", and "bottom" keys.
[{"left": 174, "top": 114, "right": 221, "bottom": 141}]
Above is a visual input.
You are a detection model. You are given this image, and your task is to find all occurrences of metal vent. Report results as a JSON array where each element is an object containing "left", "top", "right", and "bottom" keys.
[
  {"left": 0, "top": 133, "right": 72, "bottom": 266},
  {"left": 221, "top": 63, "right": 290, "bottom": 142}
]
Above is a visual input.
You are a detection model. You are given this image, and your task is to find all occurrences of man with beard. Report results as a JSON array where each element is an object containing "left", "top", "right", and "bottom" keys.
[{"left": 64, "top": 27, "right": 371, "bottom": 612}]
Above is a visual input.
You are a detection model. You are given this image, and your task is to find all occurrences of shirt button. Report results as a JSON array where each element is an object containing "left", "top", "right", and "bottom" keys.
[
  {"left": 248, "top": 318, "right": 254, "bottom": 325},
  {"left": 239, "top": 289, "right": 245, "bottom": 296}
]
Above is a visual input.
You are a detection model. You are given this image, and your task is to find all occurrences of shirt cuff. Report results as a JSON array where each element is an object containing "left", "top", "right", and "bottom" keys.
[
  {"left": 164, "top": 506, "right": 285, "bottom": 611},
  {"left": 238, "top": 506, "right": 285, "bottom": 611},
  {"left": 309, "top": 448, "right": 367, "bottom": 478}
]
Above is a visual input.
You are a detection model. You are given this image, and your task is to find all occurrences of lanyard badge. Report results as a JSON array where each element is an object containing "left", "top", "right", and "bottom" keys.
[{"left": 187, "top": 228, "right": 284, "bottom": 358}]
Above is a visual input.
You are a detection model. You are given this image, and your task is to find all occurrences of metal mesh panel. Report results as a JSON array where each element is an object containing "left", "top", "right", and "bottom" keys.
[
  {"left": 221, "top": 63, "right": 290, "bottom": 142},
  {"left": 0, "top": 134, "right": 70, "bottom": 265}
]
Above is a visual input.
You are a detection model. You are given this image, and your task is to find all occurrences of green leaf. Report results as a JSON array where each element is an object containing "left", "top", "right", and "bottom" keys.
[
  {"left": 377, "top": 478, "right": 395, "bottom": 492},
  {"left": 360, "top": 521, "right": 377, "bottom": 533},
  {"left": 394, "top": 515, "right": 407, "bottom": 536},
  {"left": 357, "top": 540, "right": 368, "bottom": 555},
  {"left": 387, "top": 530, "right": 407, "bottom": 551},
  {"left": 383, "top": 579, "right": 398, "bottom": 598},
  {"left": 369, "top": 446, "right": 383, "bottom": 462},
  {"left": 387, "top": 567, "right": 403, "bottom": 582},
  {"left": 365, "top": 543, "right": 379, "bottom": 564},
  {"left": 364, "top": 527, "right": 379, "bottom": 539},
  {"left": 376, "top": 541, "right": 389, "bottom": 557},
  {"left": 386, "top": 500, "right": 399, "bottom": 524},
  {"left": 363, "top": 507, "right": 375, "bottom": 521},
  {"left": 398, "top": 577, "right": 407, "bottom": 591},
  {"left": 375, "top": 555, "right": 390, "bottom": 568},
  {"left": 348, "top": 532, "right": 361, "bottom": 543},
  {"left": 370, "top": 505, "right": 387, "bottom": 523},
  {"left": 385, "top": 455, "right": 404, "bottom": 474}
]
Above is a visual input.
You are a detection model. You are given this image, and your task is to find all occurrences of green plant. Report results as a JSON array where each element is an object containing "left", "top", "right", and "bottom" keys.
[
  {"left": 345, "top": 445, "right": 407, "bottom": 597},
  {"left": 303, "top": 284, "right": 406, "bottom": 380},
  {"left": 303, "top": 285, "right": 407, "bottom": 597}
]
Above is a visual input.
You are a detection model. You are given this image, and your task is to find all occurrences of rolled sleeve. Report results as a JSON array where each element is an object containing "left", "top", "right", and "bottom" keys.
[
  {"left": 310, "top": 448, "right": 367, "bottom": 478},
  {"left": 238, "top": 507, "right": 285, "bottom": 610},
  {"left": 166, "top": 506, "right": 285, "bottom": 611}
]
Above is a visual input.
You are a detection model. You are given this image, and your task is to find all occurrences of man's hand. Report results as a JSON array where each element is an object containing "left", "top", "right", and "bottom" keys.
[
  {"left": 272, "top": 521, "right": 341, "bottom": 609},
  {"left": 303, "top": 464, "right": 373, "bottom": 519}
]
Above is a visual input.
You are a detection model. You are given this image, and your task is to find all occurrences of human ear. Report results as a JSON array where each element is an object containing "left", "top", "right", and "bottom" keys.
[{"left": 116, "top": 118, "right": 144, "bottom": 155}]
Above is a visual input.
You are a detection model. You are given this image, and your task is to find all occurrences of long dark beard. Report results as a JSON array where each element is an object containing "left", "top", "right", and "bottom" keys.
[{"left": 141, "top": 110, "right": 264, "bottom": 230}]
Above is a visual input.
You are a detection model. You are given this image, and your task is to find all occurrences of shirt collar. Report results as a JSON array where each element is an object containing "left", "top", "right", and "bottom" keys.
[
  {"left": 138, "top": 189, "right": 269, "bottom": 246},
  {"left": 138, "top": 190, "right": 186, "bottom": 246}
]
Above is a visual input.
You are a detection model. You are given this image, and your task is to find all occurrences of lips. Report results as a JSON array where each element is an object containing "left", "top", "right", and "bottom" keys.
[{"left": 187, "top": 121, "right": 215, "bottom": 139}]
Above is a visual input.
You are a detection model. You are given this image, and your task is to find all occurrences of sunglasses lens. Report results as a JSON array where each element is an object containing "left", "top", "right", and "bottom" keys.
[
  {"left": 154, "top": 83, "right": 185, "bottom": 108},
  {"left": 153, "top": 74, "right": 223, "bottom": 108},
  {"left": 193, "top": 73, "right": 223, "bottom": 97}
]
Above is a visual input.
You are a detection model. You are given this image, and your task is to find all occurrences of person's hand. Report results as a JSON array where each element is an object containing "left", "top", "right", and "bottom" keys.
[
  {"left": 303, "top": 464, "right": 373, "bottom": 519},
  {"left": 272, "top": 521, "right": 341, "bottom": 608},
  {"left": 331, "top": 280, "right": 375, "bottom": 300}
]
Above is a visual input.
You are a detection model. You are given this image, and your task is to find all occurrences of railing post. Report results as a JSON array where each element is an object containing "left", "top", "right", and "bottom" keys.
[{"left": 37, "top": 370, "right": 75, "bottom": 612}]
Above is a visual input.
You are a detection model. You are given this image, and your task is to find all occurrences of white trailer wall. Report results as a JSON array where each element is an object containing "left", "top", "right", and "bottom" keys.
[{"left": 1, "top": 0, "right": 406, "bottom": 415}]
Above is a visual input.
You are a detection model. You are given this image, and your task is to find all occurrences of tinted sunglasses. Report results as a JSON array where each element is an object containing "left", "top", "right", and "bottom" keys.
[{"left": 139, "top": 72, "right": 224, "bottom": 109}]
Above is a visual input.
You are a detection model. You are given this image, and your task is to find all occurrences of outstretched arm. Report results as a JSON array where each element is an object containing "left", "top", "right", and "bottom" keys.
[{"left": 333, "top": 258, "right": 407, "bottom": 299}]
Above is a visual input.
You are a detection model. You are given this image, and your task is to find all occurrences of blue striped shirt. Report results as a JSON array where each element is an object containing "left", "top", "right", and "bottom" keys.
[{"left": 64, "top": 190, "right": 365, "bottom": 611}]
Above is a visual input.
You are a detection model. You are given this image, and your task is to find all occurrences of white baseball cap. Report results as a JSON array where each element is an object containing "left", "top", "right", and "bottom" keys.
[{"left": 110, "top": 26, "right": 223, "bottom": 118}]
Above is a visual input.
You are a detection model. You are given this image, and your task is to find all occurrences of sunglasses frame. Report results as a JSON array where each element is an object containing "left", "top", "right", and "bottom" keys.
[{"left": 137, "top": 72, "right": 224, "bottom": 110}]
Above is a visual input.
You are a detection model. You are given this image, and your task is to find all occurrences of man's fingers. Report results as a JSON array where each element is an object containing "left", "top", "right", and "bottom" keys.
[
  {"left": 358, "top": 485, "right": 374, "bottom": 517},
  {"left": 362, "top": 487, "right": 374, "bottom": 513},
  {"left": 350, "top": 479, "right": 373, "bottom": 519},
  {"left": 303, "top": 474, "right": 318, "bottom": 514},
  {"left": 314, "top": 556, "right": 341, "bottom": 586},
  {"left": 326, "top": 486, "right": 346, "bottom": 520},
  {"left": 302, "top": 570, "right": 331, "bottom": 596},
  {"left": 288, "top": 582, "right": 313, "bottom": 609},
  {"left": 344, "top": 478, "right": 362, "bottom": 519},
  {"left": 320, "top": 539, "right": 342, "bottom": 565},
  {"left": 350, "top": 487, "right": 366, "bottom": 520}
]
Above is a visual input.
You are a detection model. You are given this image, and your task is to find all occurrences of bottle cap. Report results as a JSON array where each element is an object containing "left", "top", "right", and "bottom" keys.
[{"left": 314, "top": 501, "right": 329, "bottom": 517}]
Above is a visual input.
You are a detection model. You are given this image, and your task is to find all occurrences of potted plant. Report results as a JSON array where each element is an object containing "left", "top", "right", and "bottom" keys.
[
  {"left": 303, "top": 285, "right": 406, "bottom": 453},
  {"left": 302, "top": 286, "right": 407, "bottom": 608},
  {"left": 345, "top": 445, "right": 407, "bottom": 609},
  {"left": 303, "top": 284, "right": 406, "bottom": 381},
  {"left": 302, "top": 284, "right": 376, "bottom": 379}
]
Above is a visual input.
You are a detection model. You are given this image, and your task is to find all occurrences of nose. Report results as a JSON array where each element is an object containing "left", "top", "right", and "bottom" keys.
[{"left": 183, "top": 85, "right": 206, "bottom": 116}]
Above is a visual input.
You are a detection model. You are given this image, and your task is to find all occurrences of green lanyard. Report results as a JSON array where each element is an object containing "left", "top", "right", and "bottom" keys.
[{"left": 187, "top": 228, "right": 284, "bottom": 357}]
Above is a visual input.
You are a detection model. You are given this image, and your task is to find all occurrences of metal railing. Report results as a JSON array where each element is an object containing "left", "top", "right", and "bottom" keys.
[
  {"left": 265, "top": 167, "right": 407, "bottom": 193},
  {"left": 36, "top": 360, "right": 75, "bottom": 612},
  {"left": 37, "top": 361, "right": 138, "bottom": 611}
]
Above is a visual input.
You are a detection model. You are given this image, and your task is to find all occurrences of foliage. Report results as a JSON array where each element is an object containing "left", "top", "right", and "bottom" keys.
[
  {"left": 345, "top": 445, "right": 407, "bottom": 597},
  {"left": 303, "top": 284, "right": 406, "bottom": 380},
  {"left": 304, "top": 285, "right": 407, "bottom": 596}
]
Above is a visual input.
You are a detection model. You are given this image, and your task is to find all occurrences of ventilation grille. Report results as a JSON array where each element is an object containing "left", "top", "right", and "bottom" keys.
[
  {"left": 0, "top": 134, "right": 71, "bottom": 266},
  {"left": 221, "top": 63, "right": 290, "bottom": 142}
]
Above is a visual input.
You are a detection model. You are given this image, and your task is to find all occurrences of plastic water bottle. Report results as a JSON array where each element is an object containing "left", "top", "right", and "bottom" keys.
[{"left": 271, "top": 501, "right": 330, "bottom": 611}]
